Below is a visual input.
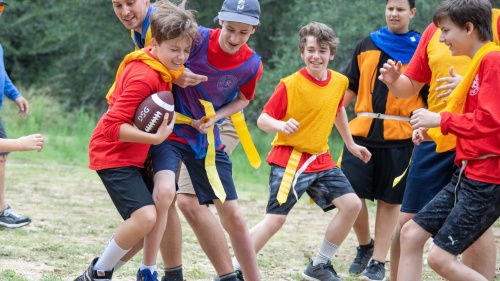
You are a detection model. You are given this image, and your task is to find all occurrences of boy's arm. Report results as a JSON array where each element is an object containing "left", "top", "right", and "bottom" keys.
[
  {"left": 379, "top": 59, "right": 425, "bottom": 99},
  {"left": 191, "top": 92, "right": 249, "bottom": 134},
  {"left": 343, "top": 89, "right": 356, "bottom": 107},
  {"left": 335, "top": 107, "right": 371, "bottom": 163},
  {"left": 256, "top": 112, "right": 299, "bottom": 135},
  {"left": 118, "top": 112, "right": 175, "bottom": 145},
  {"left": 0, "top": 134, "right": 44, "bottom": 153}
]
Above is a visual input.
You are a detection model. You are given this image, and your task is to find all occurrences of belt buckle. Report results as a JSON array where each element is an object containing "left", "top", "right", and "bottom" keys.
[{"left": 376, "top": 113, "right": 382, "bottom": 119}]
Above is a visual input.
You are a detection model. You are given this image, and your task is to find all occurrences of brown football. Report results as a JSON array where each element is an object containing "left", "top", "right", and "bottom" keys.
[{"left": 133, "top": 91, "right": 174, "bottom": 133}]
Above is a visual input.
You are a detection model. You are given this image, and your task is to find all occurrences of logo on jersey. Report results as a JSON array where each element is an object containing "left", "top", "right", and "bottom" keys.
[
  {"left": 469, "top": 74, "right": 479, "bottom": 96},
  {"left": 217, "top": 75, "right": 238, "bottom": 93}
]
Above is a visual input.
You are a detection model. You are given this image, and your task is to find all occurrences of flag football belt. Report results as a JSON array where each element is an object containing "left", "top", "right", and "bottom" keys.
[
  {"left": 357, "top": 112, "right": 410, "bottom": 122},
  {"left": 174, "top": 100, "right": 261, "bottom": 203},
  {"left": 277, "top": 149, "right": 326, "bottom": 205}
]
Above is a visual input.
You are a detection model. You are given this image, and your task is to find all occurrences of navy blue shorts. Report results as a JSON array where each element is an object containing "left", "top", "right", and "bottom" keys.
[
  {"left": 0, "top": 117, "right": 9, "bottom": 156},
  {"left": 413, "top": 174, "right": 500, "bottom": 255},
  {"left": 341, "top": 145, "right": 412, "bottom": 204},
  {"left": 97, "top": 166, "right": 155, "bottom": 220},
  {"left": 265, "top": 165, "right": 355, "bottom": 215},
  {"left": 401, "top": 142, "right": 457, "bottom": 213},
  {"left": 150, "top": 140, "right": 237, "bottom": 205}
]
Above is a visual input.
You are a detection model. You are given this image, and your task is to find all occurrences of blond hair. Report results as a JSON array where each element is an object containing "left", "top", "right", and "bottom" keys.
[{"left": 150, "top": 0, "right": 198, "bottom": 44}]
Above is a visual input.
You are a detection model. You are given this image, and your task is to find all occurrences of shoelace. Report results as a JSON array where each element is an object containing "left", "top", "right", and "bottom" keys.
[{"left": 3, "top": 207, "right": 21, "bottom": 218}]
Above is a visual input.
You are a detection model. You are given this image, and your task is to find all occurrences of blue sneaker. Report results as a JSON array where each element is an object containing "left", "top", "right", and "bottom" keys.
[{"left": 137, "top": 268, "right": 159, "bottom": 281}]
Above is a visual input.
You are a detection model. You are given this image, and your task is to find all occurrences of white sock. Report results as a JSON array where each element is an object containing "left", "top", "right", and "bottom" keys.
[
  {"left": 232, "top": 256, "right": 241, "bottom": 271},
  {"left": 139, "top": 263, "right": 158, "bottom": 273},
  {"left": 113, "top": 260, "right": 127, "bottom": 271},
  {"left": 313, "top": 239, "right": 339, "bottom": 266},
  {"left": 94, "top": 238, "right": 129, "bottom": 271}
]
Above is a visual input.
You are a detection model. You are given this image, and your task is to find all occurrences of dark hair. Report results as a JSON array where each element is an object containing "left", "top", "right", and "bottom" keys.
[
  {"left": 386, "top": 0, "right": 415, "bottom": 9},
  {"left": 298, "top": 22, "right": 340, "bottom": 55},
  {"left": 150, "top": 0, "right": 198, "bottom": 44},
  {"left": 433, "top": 0, "right": 492, "bottom": 42}
]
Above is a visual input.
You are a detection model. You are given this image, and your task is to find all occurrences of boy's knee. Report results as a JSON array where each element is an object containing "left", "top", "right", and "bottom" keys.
[
  {"left": 336, "top": 194, "right": 362, "bottom": 217},
  {"left": 133, "top": 206, "right": 157, "bottom": 231},
  {"left": 400, "top": 221, "right": 419, "bottom": 243},
  {"left": 426, "top": 249, "right": 449, "bottom": 273},
  {"left": 177, "top": 194, "right": 203, "bottom": 219},
  {"left": 153, "top": 185, "right": 176, "bottom": 207}
]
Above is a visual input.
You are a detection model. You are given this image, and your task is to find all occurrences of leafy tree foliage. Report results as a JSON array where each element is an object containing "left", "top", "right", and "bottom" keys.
[{"left": 1, "top": 0, "right": 445, "bottom": 118}]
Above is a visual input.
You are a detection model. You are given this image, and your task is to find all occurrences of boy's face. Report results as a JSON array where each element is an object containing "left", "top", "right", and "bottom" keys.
[
  {"left": 301, "top": 36, "right": 334, "bottom": 78},
  {"left": 112, "top": 0, "right": 149, "bottom": 33},
  {"left": 385, "top": 0, "right": 415, "bottom": 34},
  {"left": 151, "top": 37, "right": 192, "bottom": 71},
  {"left": 218, "top": 20, "right": 256, "bottom": 54},
  {"left": 438, "top": 17, "right": 471, "bottom": 57}
]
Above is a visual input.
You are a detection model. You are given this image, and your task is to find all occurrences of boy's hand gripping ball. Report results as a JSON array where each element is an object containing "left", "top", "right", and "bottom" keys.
[{"left": 133, "top": 91, "right": 174, "bottom": 133}]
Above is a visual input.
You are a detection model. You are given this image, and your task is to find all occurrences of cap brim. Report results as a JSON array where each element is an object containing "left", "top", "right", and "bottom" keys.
[
  {"left": 215, "top": 12, "right": 259, "bottom": 26},
  {"left": 0, "top": 1, "right": 8, "bottom": 5}
]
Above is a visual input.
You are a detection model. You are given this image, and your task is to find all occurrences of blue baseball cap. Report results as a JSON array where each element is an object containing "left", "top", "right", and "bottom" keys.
[
  {"left": 0, "top": 0, "right": 8, "bottom": 5},
  {"left": 213, "top": 0, "right": 260, "bottom": 26}
]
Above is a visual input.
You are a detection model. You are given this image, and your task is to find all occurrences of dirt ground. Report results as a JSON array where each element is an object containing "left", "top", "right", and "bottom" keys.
[{"left": 0, "top": 161, "right": 499, "bottom": 281}]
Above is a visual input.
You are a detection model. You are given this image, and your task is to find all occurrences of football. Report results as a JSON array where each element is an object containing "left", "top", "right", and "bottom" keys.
[{"left": 133, "top": 91, "right": 174, "bottom": 133}]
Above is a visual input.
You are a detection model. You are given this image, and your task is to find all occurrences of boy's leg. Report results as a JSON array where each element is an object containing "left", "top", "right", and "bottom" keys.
[
  {"left": 389, "top": 212, "right": 416, "bottom": 281},
  {"left": 178, "top": 193, "right": 234, "bottom": 275},
  {"left": 390, "top": 142, "right": 457, "bottom": 281},
  {"left": 214, "top": 199, "right": 260, "bottom": 281},
  {"left": 397, "top": 220, "right": 433, "bottom": 281},
  {"left": 159, "top": 203, "right": 183, "bottom": 279},
  {"left": 141, "top": 170, "right": 176, "bottom": 267},
  {"left": 427, "top": 244, "right": 488, "bottom": 281},
  {"left": 461, "top": 227, "right": 496, "bottom": 281},
  {"left": 371, "top": 200, "right": 400, "bottom": 260},
  {"left": 248, "top": 214, "right": 287, "bottom": 254}
]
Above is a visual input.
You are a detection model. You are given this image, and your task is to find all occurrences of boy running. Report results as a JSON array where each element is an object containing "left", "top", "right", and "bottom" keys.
[
  {"left": 232, "top": 22, "right": 371, "bottom": 281},
  {"left": 395, "top": 1, "right": 500, "bottom": 280},
  {"left": 74, "top": 1, "right": 197, "bottom": 280}
]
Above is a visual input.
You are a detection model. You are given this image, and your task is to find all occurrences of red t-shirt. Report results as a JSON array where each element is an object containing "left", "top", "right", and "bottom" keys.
[
  {"left": 89, "top": 48, "right": 171, "bottom": 170},
  {"left": 440, "top": 52, "right": 500, "bottom": 184},
  {"left": 263, "top": 68, "right": 344, "bottom": 172}
]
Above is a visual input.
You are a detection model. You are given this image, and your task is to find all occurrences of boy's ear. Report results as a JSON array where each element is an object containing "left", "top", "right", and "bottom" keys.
[{"left": 465, "top": 22, "right": 473, "bottom": 33}]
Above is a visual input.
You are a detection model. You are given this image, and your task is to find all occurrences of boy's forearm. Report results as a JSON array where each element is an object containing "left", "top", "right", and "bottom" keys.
[
  {"left": 388, "top": 75, "right": 423, "bottom": 99},
  {"left": 256, "top": 113, "right": 281, "bottom": 132},
  {"left": 334, "top": 107, "right": 356, "bottom": 147},
  {"left": 214, "top": 93, "right": 249, "bottom": 122}
]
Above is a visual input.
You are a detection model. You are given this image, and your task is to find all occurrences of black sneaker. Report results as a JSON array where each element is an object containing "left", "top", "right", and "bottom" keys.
[
  {"left": 74, "top": 257, "right": 113, "bottom": 281},
  {"left": 0, "top": 205, "right": 31, "bottom": 228},
  {"left": 235, "top": 269, "right": 244, "bottom": 281},
  {"left": 349, "top": 242, "right": 374, "bottom": 275},
  {"left": 361, "top": 260, "right": 386, "bottom": 281},
  {"left": 161, "top": 265, "right": 183, "bottom": 281},
  {"left": 302, "top": 259, "right": 341, "bottom": 281},
  {"left": 212, "top": 272, "right": 238, "bottom": 281}
]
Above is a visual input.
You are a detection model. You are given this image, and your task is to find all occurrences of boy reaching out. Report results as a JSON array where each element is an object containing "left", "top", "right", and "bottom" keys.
[
  {"left": 0, "top": 134, "right": 43, "bottom": 153},
  {"left": 395, "top": 1, "right": 500, "bottom": 280},
  {"left": 232, "top": 22, "right": 371, "bottom": 281}
]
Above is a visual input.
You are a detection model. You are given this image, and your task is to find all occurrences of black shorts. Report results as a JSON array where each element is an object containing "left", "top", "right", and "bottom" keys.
[
  {"left": 97, "top": 166, "right": 155, "bottom": 220},
  {"left": 413, "top": 174, "right": 500, "bottom": 255},
  {"left": 0, "top": 117, "right": 9, "bottom": 156},
  {"left": 341, "top": 145, "right": 412, "bottom": 204}
]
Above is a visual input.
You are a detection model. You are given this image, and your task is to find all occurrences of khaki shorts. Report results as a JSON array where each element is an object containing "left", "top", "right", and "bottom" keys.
[{"left": 177, "top": 117, "right": 239, "bottom": 194}]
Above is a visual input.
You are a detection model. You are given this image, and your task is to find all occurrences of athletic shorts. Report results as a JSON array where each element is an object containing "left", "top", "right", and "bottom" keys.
[
  {"left": 150, "top": 140, "right": 237, "bottom": 205},
  {"left": 178, "top": 118, "right": 239, "bottom": 194},
  {"left": 413, "top": 173, "right": 500, "bottom": 256},
  {"left": 341, "top": 145, "right": 412, "bottom": 204},
  {"left": 265, "top": 165, "right": 355, "bottom": 215},
  {"left": 0, "top": 117, "right": 10, "bottom": 156},
  {"left": 401, "top": 142, "right": 457, "bottom": 213},
  {"left": 97, "top": 166, "right": 155, "bottom": 220}
]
